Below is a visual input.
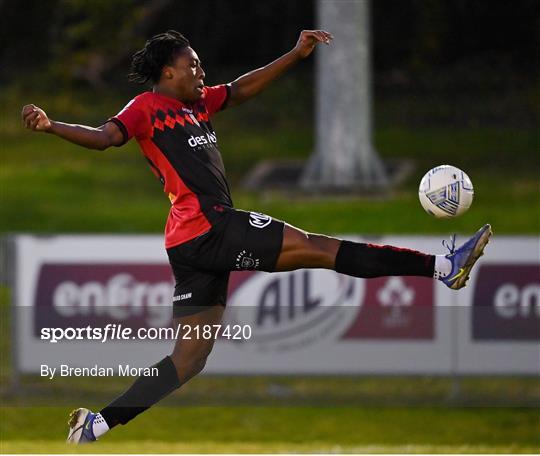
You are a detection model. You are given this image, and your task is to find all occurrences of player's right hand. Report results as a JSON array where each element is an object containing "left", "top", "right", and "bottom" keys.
[{"left": 22, "top": 104, "right": 52, "bottom": 132}]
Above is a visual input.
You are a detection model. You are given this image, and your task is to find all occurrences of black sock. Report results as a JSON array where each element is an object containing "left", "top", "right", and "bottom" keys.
[
  {"left": 335, "top": 241, "right": 435, "bottom": 278},
  {"left": 100, "top": 356, "right": 180, "bottom": 427}
]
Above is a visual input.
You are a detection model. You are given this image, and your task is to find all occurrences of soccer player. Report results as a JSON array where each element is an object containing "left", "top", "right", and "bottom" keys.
[{"left": 22, "top": 30, "right": 491, "bottom": 444}]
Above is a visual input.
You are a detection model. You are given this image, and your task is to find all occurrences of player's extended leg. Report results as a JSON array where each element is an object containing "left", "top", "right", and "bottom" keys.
[
  {"left": 275, "top": 223, "right": 492, "bottom": 289},
  {"left": 67, "top": 305, "right": 224, "bottom": 444},
  {"left": 275, "top": 224, "right": 434, "bottom": 276}
]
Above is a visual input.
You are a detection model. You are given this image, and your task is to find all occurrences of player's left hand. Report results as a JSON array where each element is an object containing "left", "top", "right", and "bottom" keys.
[{"left": 293, "top": 30, "right": 333, "bottom": 59}]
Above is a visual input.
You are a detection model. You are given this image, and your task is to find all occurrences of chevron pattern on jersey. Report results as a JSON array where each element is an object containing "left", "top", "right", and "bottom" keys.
[{"left": 150, "top": 108, "right": 210, "bottom": 138}]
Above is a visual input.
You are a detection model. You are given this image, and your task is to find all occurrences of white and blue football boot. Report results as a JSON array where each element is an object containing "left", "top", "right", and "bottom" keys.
[
  {"left": 440, "top": 223, "right": 492, "bottom": 290},
  {"left": 66, "top": 408, "right": 97, "bottom": 444}
]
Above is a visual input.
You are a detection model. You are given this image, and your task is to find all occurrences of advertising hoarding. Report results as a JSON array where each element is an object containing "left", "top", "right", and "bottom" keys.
[{"left": 12, "top": 234, "right": 540, "bottom": 376}]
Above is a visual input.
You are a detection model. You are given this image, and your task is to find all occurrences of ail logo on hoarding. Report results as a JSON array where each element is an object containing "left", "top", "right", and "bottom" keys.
[
  {"left": 225, "top": 271, "right": 434, "bottom": 352},
  {"left": 33, "top": 264, "right": 174, "bottom": 336},
  {"left": 472, "top": 264, "right": 540, "bottom": 340},
  {"left": 225, "top": 269, "right": 363, "bottom": 351}
]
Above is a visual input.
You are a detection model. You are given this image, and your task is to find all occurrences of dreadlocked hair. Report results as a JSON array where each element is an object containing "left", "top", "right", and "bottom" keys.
[{"left": 128, "top": 30, "right": 190, "bottom": 85}]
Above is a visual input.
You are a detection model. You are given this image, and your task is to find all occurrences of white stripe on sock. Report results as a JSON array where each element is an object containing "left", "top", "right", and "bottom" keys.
[
  {"left": 92, "top": 413, "right": 110, "bottom": 439},
  {"left": 434, "top": 254, "right": 452, "bottom": 279}
]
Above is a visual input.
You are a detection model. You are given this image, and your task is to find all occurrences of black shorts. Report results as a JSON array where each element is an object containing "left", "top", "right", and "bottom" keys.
[{"left": 166, "top": 207, "right": 284, "bottom": 317}]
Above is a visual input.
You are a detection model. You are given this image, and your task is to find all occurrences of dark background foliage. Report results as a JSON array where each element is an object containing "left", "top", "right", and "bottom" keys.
[{"left": 2, "top": 0, "right": 538, "bottom": 87}]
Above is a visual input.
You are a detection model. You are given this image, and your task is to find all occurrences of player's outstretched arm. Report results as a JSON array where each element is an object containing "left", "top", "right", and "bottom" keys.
[
  {"left": 227, "top": 30, "right": 333, "bottom": 107},
  {"left": 21, "top": 104, "right": 124, "bottom": 150}
]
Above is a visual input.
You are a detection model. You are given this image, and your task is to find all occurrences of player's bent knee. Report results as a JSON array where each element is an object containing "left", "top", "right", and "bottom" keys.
[
  {"left": 170, "top": 353, "right": 208, "bottom": 383},
  {"left": 180, "top": 356, "right": 208, "bottom": 377}
]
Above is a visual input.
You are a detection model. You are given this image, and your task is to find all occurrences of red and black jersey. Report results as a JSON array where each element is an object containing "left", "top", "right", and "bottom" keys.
[{"left": 109, "top": 85, "right": 232, "bottom": 248}]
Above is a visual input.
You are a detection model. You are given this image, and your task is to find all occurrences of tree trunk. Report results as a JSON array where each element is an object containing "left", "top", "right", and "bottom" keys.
[{"left": 301, "top": 0, "right": 388, "bottom": 191}]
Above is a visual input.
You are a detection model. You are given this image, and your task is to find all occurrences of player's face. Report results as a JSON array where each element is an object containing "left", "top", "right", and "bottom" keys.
[{"left": 166, "top": 47, "right": 206, "bottom": 103}]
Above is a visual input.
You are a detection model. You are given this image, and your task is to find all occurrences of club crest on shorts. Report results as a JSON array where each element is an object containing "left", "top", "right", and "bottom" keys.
[
  {"left": 235, "top": 250, "right": 260, "bottom": 270},
  {"left": 249, "top": 212, "right": 272, "bottom": 229}
]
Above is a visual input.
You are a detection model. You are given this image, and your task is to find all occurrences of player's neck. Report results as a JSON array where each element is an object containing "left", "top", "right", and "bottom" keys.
[{"left": 153, "top": 85, "right": 191, "bottom": 105}]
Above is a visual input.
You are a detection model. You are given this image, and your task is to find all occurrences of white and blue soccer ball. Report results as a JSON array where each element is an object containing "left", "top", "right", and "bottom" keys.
[{"left": 418, "top": 165, "right": 474, "bottom": 218}]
